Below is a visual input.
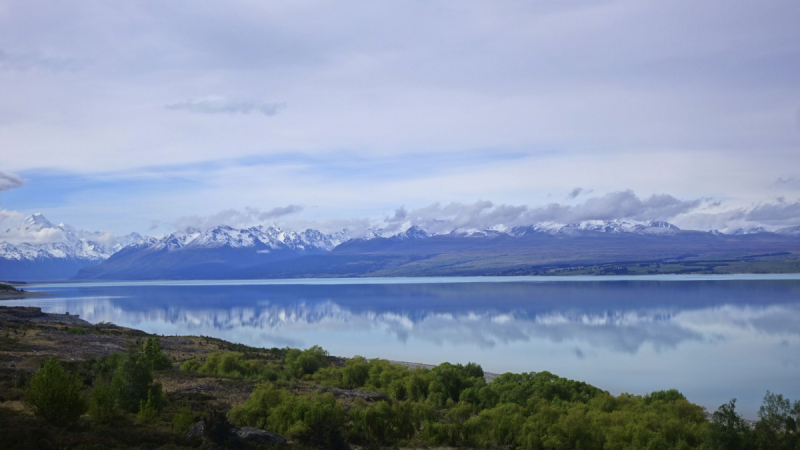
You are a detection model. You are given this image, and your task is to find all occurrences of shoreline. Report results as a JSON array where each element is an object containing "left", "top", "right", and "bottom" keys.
[
  {"left": 0, "top": 291, "right": 54, "bottom": 300},
  {"left": 22, "top": 272, "right": 800, "bottom": 288}
]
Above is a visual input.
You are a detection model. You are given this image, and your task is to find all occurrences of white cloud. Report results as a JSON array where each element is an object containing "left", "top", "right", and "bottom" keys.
[
  {"left": 173, "top": 205, "right": 304, "bottom": 231},
  {"left": 380, "top": 191, "right": 703, "bottom": 234},
  {"left": 165, "top": 96, "right": 285, "bottom": 116}
]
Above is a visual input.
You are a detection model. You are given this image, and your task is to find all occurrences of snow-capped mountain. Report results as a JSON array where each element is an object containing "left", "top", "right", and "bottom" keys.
[
  {"left": 364, "top": 225, "right": 430, "bottom": 241},
  {"left": 74, "top": 224, "right": 351, "bottom": 280},
  {"left": 0, "top": 214, "right": 150, "bottom": 280},
  {"left": 513, "top": 219, "right": 682, "bottom": 236},
  {"left": 776, "top": 225, "right": 800, "bottom": 236},
  {"left": 0, "top": 213, "right": 147, "bottom": 261},
  {"left": 146, "top": 224, "right": 349, "bottom": 253},
  {"left": 364, "top": 219, "right": 682, "bottom": 240},
  {"left": 7, "top": 214, "right": 800, "bottom": 281}
]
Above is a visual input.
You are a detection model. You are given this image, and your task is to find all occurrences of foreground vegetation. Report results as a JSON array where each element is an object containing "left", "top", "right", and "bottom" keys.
[{"left": 1, "top": 307, "right": 798, "bottom": 449}]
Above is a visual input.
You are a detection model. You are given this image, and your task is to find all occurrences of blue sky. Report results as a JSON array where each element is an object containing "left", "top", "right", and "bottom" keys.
[{"left": 1, "top": 0, "right": 799, "bottom": 236}]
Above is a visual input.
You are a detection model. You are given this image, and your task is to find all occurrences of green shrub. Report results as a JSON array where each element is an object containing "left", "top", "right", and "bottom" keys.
[
  {"left": 350, "top": 399, "right": 419, "bottom": 447},
  {"left": 284, "top": 345, "right": 330, "bottom": 378},
  {"left": 342, "top": 356, "right": 370, "bottom": 388},
  {"left": 67, "top": 327, "right": 87, "bottom": 335},
  {"left": 24, "top": 358, "right": 88, "bottom": 426},
  {"left": 172, "top": 406, "right": 195, "bottom": 434},
  {"left": 180, "top": 359, "right": 201, "bottom": 372},
  {"left": 185, "top": 351, "right": 281, "bottom": 379},
  {"left": 137, "top": 384, "right": 164, "bottom": 423},
  {"left": 143, "top": 337, "right": 173, "bottom": 371},
  {"left": 228, "top": 382, "right": 285, "bottom": 429},
  {"left": 88, "top": 381, "right": 120, "bottom": 424},
  {"left": 112, "top": 343, "right": 155, "bottom": 412},
  {"left": 231, "top": 384, "right": 349, "bottom": 449}
]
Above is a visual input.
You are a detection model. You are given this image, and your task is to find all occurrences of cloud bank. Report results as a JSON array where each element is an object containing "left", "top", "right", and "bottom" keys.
[
  {"left": 156, "top": 191, "right": 800, "bottom": 237},
  {"left": 165, "top": 96, "right": 286, "bottom": 116},
  {"left": 381, "top": 190, "right": 703, "bottom": 234},
  {"left": 0, "top": 171, "right": 26, "bottom": 193},
  {"left": 173, "top": 205, "right": 304, "bottom": 231}
]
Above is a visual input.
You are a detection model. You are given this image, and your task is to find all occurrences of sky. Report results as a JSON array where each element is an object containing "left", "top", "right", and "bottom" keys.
[{"left": 1, "top": 0, "right": 800, "bottom": 238}]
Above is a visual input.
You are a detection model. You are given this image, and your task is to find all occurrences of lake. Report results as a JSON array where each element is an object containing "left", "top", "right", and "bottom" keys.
[{"left": 10, "top": 275, "right": 800, "bottom": 419}]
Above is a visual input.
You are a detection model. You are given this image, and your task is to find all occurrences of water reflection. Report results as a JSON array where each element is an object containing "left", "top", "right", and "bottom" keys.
[
  {"left": 13, "top": 278, "right": 800, "bottom": 418},
  {"left": 17, "top": 288, "right": 800, "bottom": 354}
]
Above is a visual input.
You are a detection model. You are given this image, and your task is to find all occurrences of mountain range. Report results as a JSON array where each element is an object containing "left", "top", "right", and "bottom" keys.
[
  {"left": 2, "top": 214, "right": 800, "bottom": 281},
  {"left": 0, "top": 214, "right": 147, "bottom": 280}
]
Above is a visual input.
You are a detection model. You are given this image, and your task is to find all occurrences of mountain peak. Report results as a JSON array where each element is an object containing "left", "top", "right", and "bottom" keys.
[{"left": 24, "top": 213, "right": 54, "bottom": 229}]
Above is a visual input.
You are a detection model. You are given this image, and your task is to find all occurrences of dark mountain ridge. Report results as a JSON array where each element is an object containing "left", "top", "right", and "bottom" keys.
[{"left": 71, "top": 221, "right": 800, "bottom": 280}]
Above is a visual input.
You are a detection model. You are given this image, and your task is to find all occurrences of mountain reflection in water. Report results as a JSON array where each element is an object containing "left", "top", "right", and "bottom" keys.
[{"left": 14, "top": 277, "right": 800, "bottom": 418}]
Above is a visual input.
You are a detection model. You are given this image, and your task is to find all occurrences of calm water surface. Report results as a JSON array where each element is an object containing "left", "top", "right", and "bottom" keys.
[{"left": 11, "top": 275, "right": 800, "bottom": 418}]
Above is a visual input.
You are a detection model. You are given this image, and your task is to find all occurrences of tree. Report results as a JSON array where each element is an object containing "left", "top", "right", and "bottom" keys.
[
  {"left": 706, "top": 399, "right": 754, "bottom": 450},
  {"left": 112, "top": 342, "right": 156, "bottom": 412},
  {"left": 24, "top": 358, "right": 88, "bottom": 426},
  {"left": 753, "top": 391, "right": 799, "bottom": 450}
]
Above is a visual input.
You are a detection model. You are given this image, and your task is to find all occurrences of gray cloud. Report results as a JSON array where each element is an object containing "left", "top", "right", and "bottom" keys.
[
  {"left": 173, "top": 205, "right": 303, "bottom": 231},
  {"left": 165, "top": 96, "right": 286, "bottom": 116},
  {"left": 258, "top": 205, "right": 304, "bottom": 220},
  {"left": 775, "top": 177, "right": 800, "bottom": 189},
  {"left": 382, "top": 190, "right": 702, "bottom": 234},
  {"left": 0, "top": 48, "right": 79, "bottom": 71},
  {"left": 744, "top": 200, "right": 800, "bottom": 225},
  {"left": 567, "top": 187, "right": 584, "bottom": 199},
  {"left": 0, "top": 171, "right": 27, "bottom": 193}
]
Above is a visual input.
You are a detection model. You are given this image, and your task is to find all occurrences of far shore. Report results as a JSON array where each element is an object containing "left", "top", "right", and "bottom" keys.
[{"left": 0, "top": 291, "right": 54, "bottom": 300}]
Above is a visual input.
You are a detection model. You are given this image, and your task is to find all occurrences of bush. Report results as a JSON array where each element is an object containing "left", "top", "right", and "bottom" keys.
[
  {"left": 172, "top": 406, "right": 195, "bottom": 434},
  {"left": 228, "top": 382, "right": 284, "bottom": 429},
  {"left": 137, "top": 385, "right": 163, "bottom": 423},
  {"left": 350, "top": 399, "right": 419, "bottom": 447},
  {"left": 143, "top": 337, "right": 173, "bottom": 371},
  {"left": 112, "top": 345, "right": 155, "bottom": 412},
  {"left": 67, "top": 327, "right": 87, "bottom": 335},
  {"left": 88, "top": 381, "right": 120, "bottom": 424},
  {"left": 231, "top": 384, "right": 349, "bottom": 449},
  {"left": 342, "top": 356, "right": 370, "bottom": 388},
  {"left": 284, "top": 345, "right": 330, "bottom": 378},
  {"left": 24, "top": 358, "right": 88, "bottom": 426},
  {"left": 180, "top": 359, "right": 201, "bottom": 372},
  {"left": 185, "top": 351, "right": 282, "bottom": 380}
]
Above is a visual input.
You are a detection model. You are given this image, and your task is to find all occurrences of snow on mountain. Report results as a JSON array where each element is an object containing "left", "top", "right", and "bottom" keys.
[
  {"left": 0, "top": 214, "right": 148, "bottom": 261},
  {"left": 725, "top": 226, "right": 768, "bottom": 235},
  {"left": 363, "top": 224, "right": 431, "bottom": 240},
  {"left": 776, "top": 225, "right": 800, "bottom": 236},
  {"left": 143, "top": 224, "right": 348, "bottom": 253},
  {"left": 507, "top": 219, "right": 681, "bottom": 237}
]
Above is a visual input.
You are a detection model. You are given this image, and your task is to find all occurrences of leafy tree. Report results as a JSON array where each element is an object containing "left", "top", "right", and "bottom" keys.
[
  {"left": 172, "top": 406, "right": 195, "bottom": 434},
  {"left": 284, "top": 345, "right": 330, "bottom": 378},
  {"left": 88, "top": 381, "right": 120, "bottom": 424},
  {"left": 341, "top": 356, "right": 370, "bottom": 388},
  {"left": 112, "top": 342, "right": 156, "bottom": 412},
  {"left": 143, "top": 337, "right": 173, "bottom": 371},
  {"left": 706, "top": 399, "right": 754, "bottom": 450},
  {"left": 180, "top": 358, "right": 202, "bottom": 371},
  {"left": 753, "top": 391, "right": 799, "bottom": 450},
  {"left": 24, "top": 358, "right": 88, "bottom": 426},
  {"left": 350, "top": 399, "right": 419, "bottom": 447},
  {"left": 227, "top": 382, "right": 284, "bottom": 429}
]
